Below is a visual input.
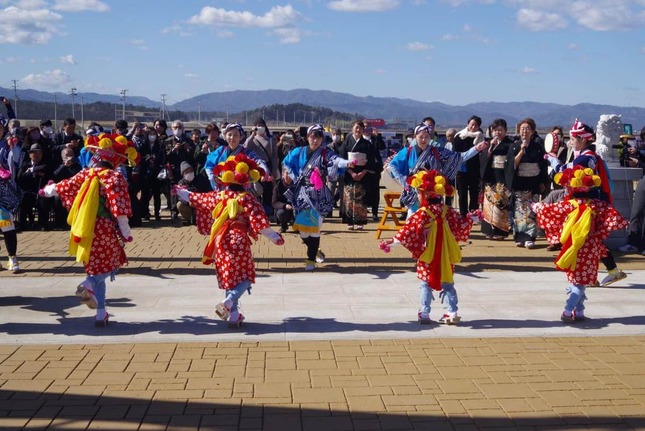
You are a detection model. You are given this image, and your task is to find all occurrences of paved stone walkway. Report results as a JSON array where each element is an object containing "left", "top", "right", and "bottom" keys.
[{"left": 1, "top": 200, "right": 644, "bottom": 430}]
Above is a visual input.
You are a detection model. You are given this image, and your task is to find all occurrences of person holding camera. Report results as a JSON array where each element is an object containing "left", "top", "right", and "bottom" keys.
[
  {"left": 54, "top": 118, "right": 83, "bottom": 164},
  {"left": 166, "top": 120, "right": 194, "bottom": 185},
  {"left": 17, "top": 144, "right": 52, "bottom": 231},
  {"left": 194, "top": 122, "right": 226, "bottom": 177}
]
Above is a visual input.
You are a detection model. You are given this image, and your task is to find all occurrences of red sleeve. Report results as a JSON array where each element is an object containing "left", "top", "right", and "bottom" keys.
[
  {"left": 242, "top": 194, "right": 271, "bottom": 240},
  {"left": 55, "top": 170, "right": 87, "bottom": 209},
  {"left": 189, "top": 191, "right": 219, "bottom": 236},
  {"left": 105, "top": 171, "right": 132, "bottom": 217},
  {"left": 445, "top": 207, "right": 473, "bottom": 243},
  {"left": 394, "top": 210, "right": 428, "bottom": 258},
  {"left": 593, "top": 201, "right": 629, "bottom": 240}
]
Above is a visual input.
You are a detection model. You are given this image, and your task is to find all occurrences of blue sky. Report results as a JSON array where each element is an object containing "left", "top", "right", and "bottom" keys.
[{"left": 1, "top": 0, "right": 645, "bottom": 108}]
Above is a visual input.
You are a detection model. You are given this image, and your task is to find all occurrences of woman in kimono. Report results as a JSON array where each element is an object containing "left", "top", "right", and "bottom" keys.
[
  {"left": 479, "top": 118, "right": 513, "bottom": 240},
  {"left": 505, "top": 117, "right": 548, "bottom": 249},
  {"left": 282, "top": 124, "right": 353, "bottom": 270}
]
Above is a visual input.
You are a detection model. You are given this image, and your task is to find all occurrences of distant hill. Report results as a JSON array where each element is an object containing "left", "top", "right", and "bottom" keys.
[{"left": 3, "top": 86, "right": 643, "bottom": 131}]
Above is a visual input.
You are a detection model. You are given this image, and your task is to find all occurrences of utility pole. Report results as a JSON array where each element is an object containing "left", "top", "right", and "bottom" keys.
[
  {"left": 120, "top": 89, "right": 127, "bottom": 120},
  {"left": 198, "top": 101, "right": 201, "bottom": 123},
  {"left": 70, "top": 87, "right": 77, "bottom": 118},
  {"left": 80, "top": 96, "right": 84, "bottom": 129},
  {"left": 160, "top": 94, "right": 167, "bottom": 121},
  {"left": 11, "top": 80, "right": 18, "bottom": 118},
  {"left": 53, "top": 94, "right": 58, "bottom": 130}
]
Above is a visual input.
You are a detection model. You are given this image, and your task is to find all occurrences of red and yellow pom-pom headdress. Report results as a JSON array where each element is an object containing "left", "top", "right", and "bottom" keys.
[
  {"left": 554, "top": 165, "right": 601, "bottom": 192},
  {"left": 85, "top": 132, "right": 140, "bottom": 168},
  {"left": 406, "top": 169, "right": 455, "bottom": 197},
  {"left": 212, "top": 153, "right": 265, "bottom": 186}
]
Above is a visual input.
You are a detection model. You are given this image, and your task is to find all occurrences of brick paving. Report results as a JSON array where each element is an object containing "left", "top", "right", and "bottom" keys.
[{"left": 1, "top": 192, "right": 645, "bottom": 430}]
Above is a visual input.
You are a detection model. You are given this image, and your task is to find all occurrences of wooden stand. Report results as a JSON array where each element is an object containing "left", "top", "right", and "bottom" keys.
[{"left": 375, "top": 191, "right": 407, "bottom": 239}]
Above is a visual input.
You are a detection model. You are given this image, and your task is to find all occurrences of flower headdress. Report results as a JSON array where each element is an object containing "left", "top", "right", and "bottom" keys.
[
  {"left": 554, "top": 165, "right": 601, "bottom": 192},
  {"left": 406, "top": 169, "right": 454, "bottom": 197},
  {"left": 84, "top": 132, "right": 140, "bottom": 168},
  {"left": 212, "top": 153, "right": 264, "bottom": 186}
]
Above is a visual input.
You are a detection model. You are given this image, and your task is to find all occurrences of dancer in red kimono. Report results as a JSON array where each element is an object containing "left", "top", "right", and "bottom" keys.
[
  {"left": 534, "top": 165, "right": 628, "bottom": 323},
  {"left": 379, "top": 170, "right": 473, "bottom": 324},
  {"left": 175, "top": 153, "right": 284, "bottom": 327},
  {"left": 41, "top": 132, "right": 139, "bottom": 327}
]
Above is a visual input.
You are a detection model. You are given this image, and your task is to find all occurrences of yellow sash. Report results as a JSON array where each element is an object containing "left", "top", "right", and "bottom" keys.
[
  {"left": 67, "top": 168, "right": 108, "bottom": 264},
  {"left": 418, "top": 206, "right": 462, "bottom": 285},
  {"left": 202, "top": 192, "right": 245, "bottom": 264},
  {"left": 556, "top": 199, "right": 593, "bottom": 271}
]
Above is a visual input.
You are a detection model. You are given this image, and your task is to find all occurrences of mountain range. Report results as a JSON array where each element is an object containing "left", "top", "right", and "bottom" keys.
[{"left": 2, "top": 86, "right": 643, "bottom": 131}]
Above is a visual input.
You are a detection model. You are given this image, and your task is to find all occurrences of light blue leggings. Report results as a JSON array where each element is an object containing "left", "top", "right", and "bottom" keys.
[
  {"left": 564, "top": 283, "right": 586, "bottom": 314},
  {"left": 420, "top": 281, "right": 458, "bottom": 315},
  {"left": 83, "top": 272, "right": 114, "bottom": 309},
  {"left": 225, "top": 280, "right": 252, "bottom": 313}
]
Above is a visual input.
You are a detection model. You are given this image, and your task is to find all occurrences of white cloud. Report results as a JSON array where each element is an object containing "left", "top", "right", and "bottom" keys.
[
  {"left": 185, "top": 73, "right": 199, "bottom": 80},
  {"left": 373, "top": 69, "right": 386, "bottom": 75},
  {"left": 441, "top": 33, "right": 459, "bottom": 41},
  {"left": 189, "top": 5, "right": 302, "bottom": 28},
  {"left": 217, "top": 29, "right": 234, "bottom": 38},
  {"left": 0, "top": 56, "right": 18, "bottom": 64},
  {"left": 0, "top": 6, "right": 64, "bottom": 44},
  {"left": 22, "top": 69, "right": 71, "bottom": 89},
  {"left": 53, "top": 0, "right": 109, "bottom": 12},
  {"left": 327, "top": 0, "right": 400, "bottom": 12},
  {"left": 13, "top": 0, "right": 48, "bottom": 9},
  {"left": 60, "top": 54, "right": 75, "bottom": 64},
  {"left": 568, "top": 43, "right": 578, "bottom": 50},
  {"left": 520, "top": 66, "right": 538, "bottom": 74},
  {"left": 406, "top": 41, "right": 433, "bottom": 51},
  {"left": 568, "top": 1, "right": 643, "bottom": 31},
  {"left": 160, "top": 24, "right": 192, "bottom": 37},
  {"left": 516, "top": 8, "right": 567, "bottom": 31},
  {"left": 130, "top": 39, "right": 147, "bottom": 49},
  {"left": 271, "top": 27, "right": 302, "bottom": 44}
]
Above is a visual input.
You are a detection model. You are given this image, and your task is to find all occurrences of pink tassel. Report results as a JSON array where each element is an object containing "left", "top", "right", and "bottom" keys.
[
  {"left": 310, "top": 168, "right": 324, "bottom": 190},
  {"left": 379, "top": 241, "right": 391, "bottom": 253}
]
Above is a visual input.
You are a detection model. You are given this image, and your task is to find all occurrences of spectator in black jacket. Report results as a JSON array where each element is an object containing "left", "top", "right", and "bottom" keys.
[
  {"left": 176, "top": 161, "right": 210, "bottom": 225},
  {"left": 17, "top": 144, "right": 52, "bottom": 230},
  {"left": 51, "top": 148, "right": 82, "bottom": 229},
  {"left": 272, "top": 176, "right": 294, "bottom": 233},
  {"left": 452, "top": 115, "right": 484, "bottom": 218},
  {"left": 54, "top": 118, "right": 83, "bottom": 164}
]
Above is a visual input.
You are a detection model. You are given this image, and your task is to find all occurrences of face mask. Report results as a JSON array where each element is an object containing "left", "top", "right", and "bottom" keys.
[
  {"left": 44, "top": 126, "right": 53, "bottom": 134},
  {"left": 149, "top": 135, "right": 157, "bottom": 143},
  {"left": 363, "top": 134, "right": 370, "bottom": 140},
  {"left": 183, "top": 172, "right": 195, "bottom": 182},
  {"left": 256, "top": 126, "right": 266, "bottom": 136},
  {"left": 173, "top": 129, "right": 183, "bottom": 137},
  {"left": 332, "top": 135, "right": 340, "bottom": 143},
  {"left": 31, "top": 132, "right": 40, "bottom": 141},
  {"left": 10, "top": 128, "right": 18, "bottom": 136},
  {"left": 407, "top": 137, "right": 413, "bottom": 145}
]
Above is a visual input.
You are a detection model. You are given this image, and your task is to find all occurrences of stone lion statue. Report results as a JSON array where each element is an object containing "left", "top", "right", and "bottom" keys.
[{"left": 595, "top": 114, "right": 622, "bottom": 163}]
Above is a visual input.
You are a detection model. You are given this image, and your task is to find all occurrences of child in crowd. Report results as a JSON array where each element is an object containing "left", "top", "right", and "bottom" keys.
[
  {"left": 533, "top": 166, "right": 628, "bottom": 323},
  {"left": 175, "top": 153, "right": 284, "bottom": 328},
  {"left": 379, "top": 170, "right": 473, "bottom": 324},
  {"left": 41, "top": 133, "right": 139, "bottom": 327}
]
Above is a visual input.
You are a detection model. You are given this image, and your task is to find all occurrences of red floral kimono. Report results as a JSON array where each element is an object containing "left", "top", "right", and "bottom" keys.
[
  {"left": 56, "top": 168, "right": 132, "bottom": 275},
  {"left": 535, "top": 198, "right": 628, "bottom": 285},
  {"left": 189, "top": 190, "right": 270, "bottom": 290},
  {"left": 395, "top": 203, "right": 473, "bottom": 290}
]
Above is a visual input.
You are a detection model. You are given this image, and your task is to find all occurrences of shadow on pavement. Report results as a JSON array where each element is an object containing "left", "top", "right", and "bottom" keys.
[
  {"left": 1, "top": 389, "right": 643, "bottom": 431},
  {"left": 1, "top": 314, "right": 644, "bottom": 338}
]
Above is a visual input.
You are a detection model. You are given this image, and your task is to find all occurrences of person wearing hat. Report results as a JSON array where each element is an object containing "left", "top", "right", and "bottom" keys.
[
  {"left": 203, "top": 123, "right": 268, "bottom": 190},
  {"left": 40, "top": 132, "right": 139, "bottom": 327},
  {"left": 533, "top": 165, "right": 628, "bottom": 323},
  {"left": 379, "top": 170, "right": 474, "bottom": 324},
  {"left": 388, "top": 123, "right": 490, "bottom": 217},
  {"left": 175, "top": 160, "right": 210, "bottom": 225},
  {"left": 282, "top": 124, "right": 354, "bottom": 270},
  {"left": 17, "top": 143, "right": 52, "bottom": 231},
  {"left": 545, "top": 119, "right": 627, "bottom": 287},
  {"left": 174, "top": 153, "right": 284, "bottom": 328}
]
